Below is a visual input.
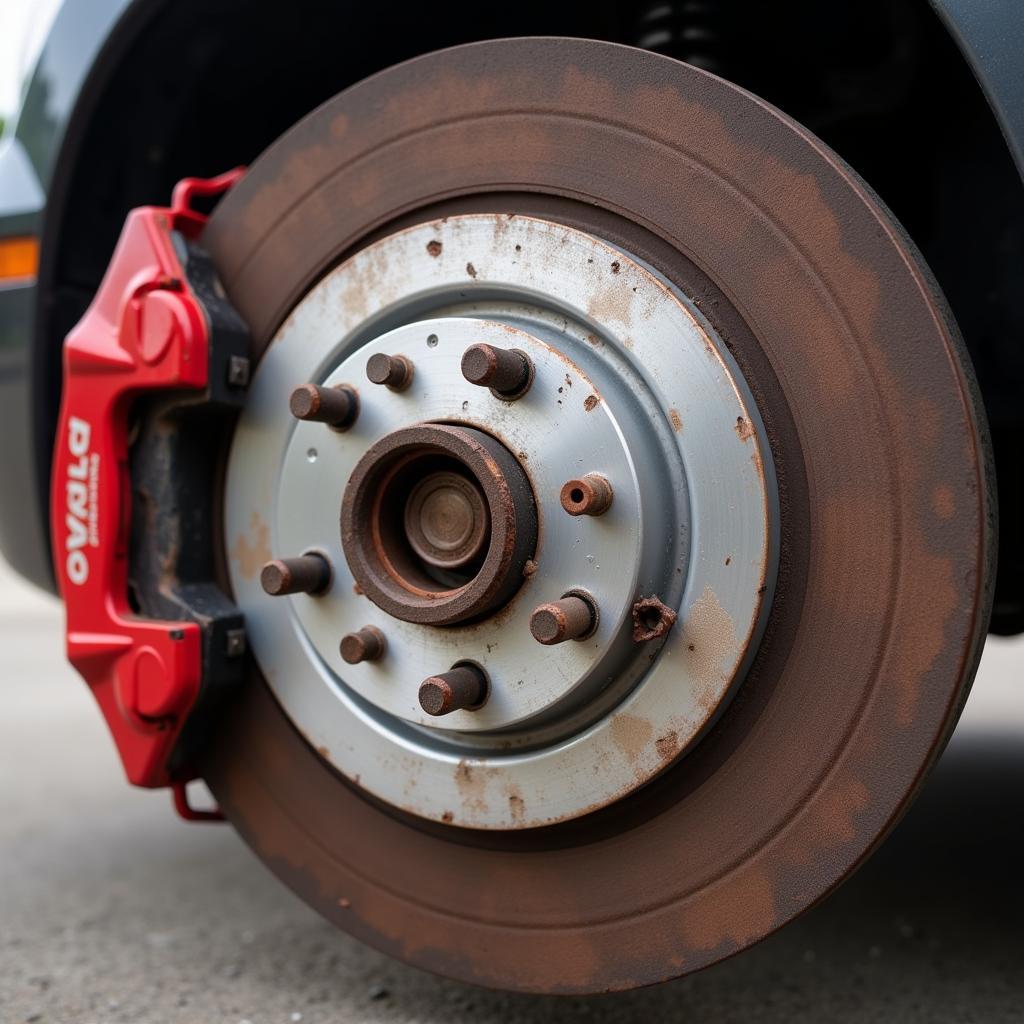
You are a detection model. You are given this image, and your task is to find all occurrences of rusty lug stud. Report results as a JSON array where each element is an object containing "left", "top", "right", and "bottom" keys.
[
  {"left": 530, "top": 594, "right": 597, "bottom": 645},
  {"left": 418, "top": 664, "right": 489, "bottom": 716},
  {"left": 460, "top": 343, "right": 533, "bottom": 398},
  {"left": 289, "top": 383, "right": 359, "bottom": 429},
  {"left": 340, "top": 625, "right": 387, "bottom": 665},
  {"left": 260, "top": 553, "right": 332, "bottom": 597},
  {"left": 366, "top": 352, "right": 413, "bottom": 391},
  {"left": 560, "top": 473, "right": 613, "bottom": 517}
]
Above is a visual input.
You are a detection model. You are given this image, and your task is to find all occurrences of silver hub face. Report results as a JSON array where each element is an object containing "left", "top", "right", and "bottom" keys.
[{"left": 224, "top": 214, "right": 778, "bottom": 829}]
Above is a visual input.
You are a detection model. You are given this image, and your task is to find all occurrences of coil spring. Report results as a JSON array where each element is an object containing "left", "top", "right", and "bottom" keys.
[{"left": 633, "top": 1, "right": 726, "bottom": 76}]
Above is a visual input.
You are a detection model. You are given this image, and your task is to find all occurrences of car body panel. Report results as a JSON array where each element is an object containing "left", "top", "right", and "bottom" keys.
[{"left": 0, "top": 0, "right": 133, "bottom": 588}]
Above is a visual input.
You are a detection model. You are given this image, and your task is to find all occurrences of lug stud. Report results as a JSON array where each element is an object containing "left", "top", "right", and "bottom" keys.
[
  {"left": 460, "top": 343, "right": 533, "bottom": 398},
  {"left": 418, "top": 664, "right": 488, "bottom": 716},
  {"left": 340, "top": 625, "right": 387, "bottom": 665},
  {"left": 289, "top": 383, "right": 359, "bottom": 430},
  {"left": 366, "top": 352, "right": 413, "bottom": 391},
  {"left": 530, "top": 594, "right": 598, "bottom": 645},
  {"left": 260, "top": 553, "right": 332, "bottom": 596},
  {"left": 560, "top": 474, "right": 613, "bottom": 517}
]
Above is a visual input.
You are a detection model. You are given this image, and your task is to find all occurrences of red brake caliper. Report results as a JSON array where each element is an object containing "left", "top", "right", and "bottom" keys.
[{"left": 51, "top": 170, "right": 248, "bottom": 811}]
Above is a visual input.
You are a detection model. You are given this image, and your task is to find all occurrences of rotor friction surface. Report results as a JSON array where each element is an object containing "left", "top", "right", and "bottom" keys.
[{"left": 202, "top": 38, "right": 994, "bottom": 992}]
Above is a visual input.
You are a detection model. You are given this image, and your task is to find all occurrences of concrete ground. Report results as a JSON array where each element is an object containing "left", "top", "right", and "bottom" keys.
[{"left": 1, "top": 555, "right": 1021, "bottom": 1024}]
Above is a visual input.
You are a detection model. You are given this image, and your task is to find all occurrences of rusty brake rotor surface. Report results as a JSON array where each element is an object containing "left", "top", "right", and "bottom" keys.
[{"left": 202, "top": 39, "right": 994, "bottom": 992}]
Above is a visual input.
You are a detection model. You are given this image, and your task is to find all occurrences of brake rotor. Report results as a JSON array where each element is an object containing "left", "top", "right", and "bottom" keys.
[{"left": 201, "top": 38, "right": 994, "bottom": 992}]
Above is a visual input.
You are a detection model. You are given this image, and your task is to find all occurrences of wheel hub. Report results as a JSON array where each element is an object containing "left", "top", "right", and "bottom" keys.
[
  {"left": 404, "top": 470, "right": 488, "bottom": 571},
  {"left": 342, "top": 422, "right": 536, "bottom": 625},
  {"left": 225, "top": 213, "right": 777, "bottom": 829}
]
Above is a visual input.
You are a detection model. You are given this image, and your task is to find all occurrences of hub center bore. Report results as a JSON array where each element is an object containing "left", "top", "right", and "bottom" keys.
[
  {"left": 404, "top": 470, "right": 489, "bottom": 570},
  {"left": 341, "top": 423, "right": 537, "bottom": 626}
]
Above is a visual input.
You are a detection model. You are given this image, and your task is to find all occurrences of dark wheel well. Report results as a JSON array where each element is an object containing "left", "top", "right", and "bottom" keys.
[{"left": 36, "top": 0, "right": 1024, "bottom": 630}]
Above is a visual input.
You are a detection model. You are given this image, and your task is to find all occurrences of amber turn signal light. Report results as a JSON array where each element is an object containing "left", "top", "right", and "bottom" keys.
[{"left": 0, "top": 237, "right": 39, "bottom": 283}]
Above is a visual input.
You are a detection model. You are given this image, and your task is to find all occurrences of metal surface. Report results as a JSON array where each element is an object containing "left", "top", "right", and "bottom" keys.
[
  {"left": 49, "top": 170, "right": 245, "bottom": 788},
  {"left": 403, "top": 469, "right": 490, "bottom": 570},
  {"left": 341, "top": 421, "right": 538, "bottom": 627},
  {"left": 289, "top": 383, "right": 359, "bottom": 429},
  {"left": 260, "top": 555, "right": 332, "bottom": 597},
  {"left": 529, "top": 595, "right": 597, "bottom": 645},
  {"left": 560, "top": 474, "right": 613, "bottom": 517},
  {"left": 366, "top": 352, "right": 414, "bottom": 391},
  {"left": 223, "top": 215, "right": 775, "bottom": 829},
  {"left": 419, "top": 665, "right": 489, "bottom": 716},
  {"left": 461, "top": 343, "right": 533, "bottom": 398},
  {"left": 931, "top": 0, "right": 1024, "bottom": 179},
  {"left": 202, "top": 38, "right": 994, "bottom": 992},
  {"left": 339, "top": 625, "right": 387, "bottom": 665}
]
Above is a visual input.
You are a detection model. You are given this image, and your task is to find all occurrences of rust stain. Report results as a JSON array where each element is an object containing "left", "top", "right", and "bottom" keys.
[
  {"left": 734, "top": 415, "right": 755, "bottom": 442},
  {"left": 426, "top": 239, "right": 442, "bottom": 257},
  {"left": 632, "top": 596, "right": 678, "bottom": 642},
  {"left": 587, "top": 272, "right": 636, "bottom": 327},
  {"left": 584, "top": 394, "right": 600, "bottom": 412},
  {"left": 454, "top": 760, "right": 490, "bottom": 815},
  {"left": 466, "top": 261, "right": 478, "bottom": 278},
  {"left": 933, "top": 484, "right": 955, "bottom": 520},
  {"left": 229, "top": 511, "right": 272, "bottom": 580},
  {"left": 669, "top": 408, "right": 683, "bottom": 433},
  {"left": 655, "top": 731, "right": 681, "bottom": 761},
  {"left": 506, "top": 785, "right": 525, "bottom": 824},
  {"left": 816, "top": 778, "right": 870, "bottom": 847},
  {"left": 680, "top": 586, "right": 738, "bottom": 711},
  {"left": 329, "top": 112, "right": 349, "bottom": 139},
  {"left": 681, "top": 869, "right": 777, "bottom": 951},
  {"left": 610, "top": 713, "right": 653, "bottom": 764}
]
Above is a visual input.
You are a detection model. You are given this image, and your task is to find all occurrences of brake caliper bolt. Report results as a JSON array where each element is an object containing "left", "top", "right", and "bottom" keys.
[
  {"left": 340, "top": 626, "right": 387, "bottom": 665},
  {"left": 418, "top": 664, "right": 488, "bottom": 716},
  {"left": 560, "top": 473, "right": 613, "bottom": 517},
  {"left": 460, "top": 343, "right": 533, "bottom": 399},
  {"left": 289, "top": 383, "right": 359, "bottom": 430},
  {"left": 530, "top": 594, "right": 598, "bottom": 645},
  {"left": 366, "top": 352, "right": 413, "bottom": 391},
  {"left": 260, "top": 553, "right": 332, "bottom": 596},
  {"left": 226, "top": 354, "right": 251, "bottom": 389}
]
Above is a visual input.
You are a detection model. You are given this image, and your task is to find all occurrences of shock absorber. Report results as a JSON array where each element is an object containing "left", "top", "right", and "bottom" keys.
[{"left": 633, "top": 1, "right": 730, "bottom": 77}]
